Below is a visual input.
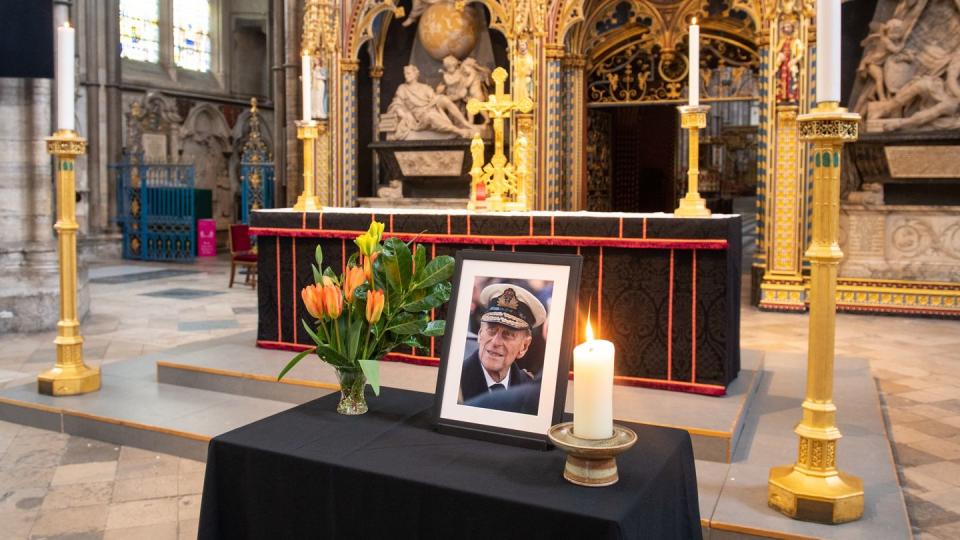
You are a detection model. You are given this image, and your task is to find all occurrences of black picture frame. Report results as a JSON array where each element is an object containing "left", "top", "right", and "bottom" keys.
[{"left": 433, "top": 250, "right": 582, "bottom": 449}]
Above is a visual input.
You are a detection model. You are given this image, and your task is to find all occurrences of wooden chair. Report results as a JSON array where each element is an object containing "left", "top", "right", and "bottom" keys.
[{"left": 229, "top": 224, "right": 257, "bottom": 288}]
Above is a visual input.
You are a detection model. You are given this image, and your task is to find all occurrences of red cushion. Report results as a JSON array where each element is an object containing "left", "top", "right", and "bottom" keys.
[
  {"left": 233, "top": 252, "right": 257, "bottom": 263},
  {"left": 230, "top": 224, "right": 253, "bottom": 252}
]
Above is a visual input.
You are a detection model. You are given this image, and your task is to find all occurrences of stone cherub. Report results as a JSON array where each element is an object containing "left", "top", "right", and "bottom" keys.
[
  {"left": 436, "top": 55, "right": 491, "bottom": 124},
  {"left": 386, "top": 64, "right": 478, "bottom": 140},
  {"left": 857, "top": 19, "right": 908, "bottom": 103}
]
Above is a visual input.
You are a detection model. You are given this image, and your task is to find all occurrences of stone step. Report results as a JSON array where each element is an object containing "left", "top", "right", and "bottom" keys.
[{"left": 154, "top": 332, "right": 764, "bottom": 463}]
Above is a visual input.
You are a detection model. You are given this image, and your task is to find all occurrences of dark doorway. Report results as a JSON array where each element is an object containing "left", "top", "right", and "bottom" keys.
[{"left": 609, "top": 106, "right": 677, "bottom": 213}]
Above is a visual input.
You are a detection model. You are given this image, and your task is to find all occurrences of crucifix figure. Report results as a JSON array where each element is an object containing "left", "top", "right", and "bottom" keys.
[{"left": 467, "top": 67, "right": 533, "bottom": 210}]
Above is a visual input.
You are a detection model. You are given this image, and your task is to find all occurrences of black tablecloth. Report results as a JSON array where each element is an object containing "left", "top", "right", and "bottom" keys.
[{"left": 198, "top": 388, "right": 702, "bottom": 540}]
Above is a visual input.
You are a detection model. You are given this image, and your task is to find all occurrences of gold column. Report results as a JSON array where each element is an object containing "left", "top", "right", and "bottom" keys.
[
  {"left": 316, "top": 119, "right": 330, "bottom": 206},
  {"left": 39, "top": 130, "right": 100, "bottom": 396},
  {"left": 768, "top": 102, "right": 863, "bottom": 524},
  {"left": 293, "top": 120, "right": 322, "bottom": 211},
  {"left": 674, "top": 105, "right": 711, "bottom": 217}
]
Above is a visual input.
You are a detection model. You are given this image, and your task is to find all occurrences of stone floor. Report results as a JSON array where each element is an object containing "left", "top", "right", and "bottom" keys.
[{"left": 0, "top": 253, "right": 958, "bottom": 539}]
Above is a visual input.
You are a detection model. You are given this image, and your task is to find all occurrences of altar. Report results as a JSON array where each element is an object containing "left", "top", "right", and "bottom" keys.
[{"left": 250, "top": 207, "right": 741, "bottom": 395}]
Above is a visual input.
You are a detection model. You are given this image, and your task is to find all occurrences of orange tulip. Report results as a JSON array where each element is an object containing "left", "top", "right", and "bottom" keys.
[
  {"left": 343, "top": 266, "right": 365, "bottom": 302},
  {"left": 366, "top": 289, "right": 385, "bottom": 324},
  {"left": 301, "top": 284, "right": 323, "bottom": 319},
  {"left": 363, "top": 251, "right": 379, "bottom": 283},
  {"left": 321, "top": 284, "right": 343, "bottom": 319}
]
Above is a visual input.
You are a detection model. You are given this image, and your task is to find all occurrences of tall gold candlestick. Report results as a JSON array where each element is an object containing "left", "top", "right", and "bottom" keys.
[
  {"left": 768, "top": 102, "right": 863, "bottom": 524},
  {"left": 293, "top": 120, "right": 322, "bottom": 211},
  {"left": 674, "top": 105, "right": 711, "bottom": 217},
  {"left": 38, "top": 130, "right": 100, "bottom": 396}
]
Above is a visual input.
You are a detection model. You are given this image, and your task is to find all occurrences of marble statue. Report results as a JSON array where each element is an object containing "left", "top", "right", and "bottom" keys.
[
  {"left": 775, "top": 21, "right": 803, "bottom": 103},
  {"left": 403, "top": 0, "right": 443, "bottom": 27},
  {"left": 515, "top": 39, "right": 535, "bottom": 103},
  {"left": 437, "top": 55, "right": 491, "bottom": 124},
  {"left": 867, "top": 54, "right": 960, "bottom": 131},
  {"left": 851, "top": 0, "right": 960, "bottom": 131},
  {"left": 312, "top": 62, "right": 328, "bottom": 119},
  {"left": 857, "top": 19, "right": 908, "bottom": 106},
  {"left": 386, "top": 65, "right": 478, "bottom": 140}
]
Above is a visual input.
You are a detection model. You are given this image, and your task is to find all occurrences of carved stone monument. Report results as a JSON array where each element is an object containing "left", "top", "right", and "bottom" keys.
[{"left": 843, "top": 0, "right": 960, "bottom": 291}]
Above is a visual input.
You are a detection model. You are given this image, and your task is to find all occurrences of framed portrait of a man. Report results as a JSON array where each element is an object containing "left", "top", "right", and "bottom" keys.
[{"left": 434, "top": 250, "right": 582, "bottom": 448}]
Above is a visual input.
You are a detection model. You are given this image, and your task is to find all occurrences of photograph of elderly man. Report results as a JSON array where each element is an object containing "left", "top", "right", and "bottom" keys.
[{"left": 459, "top": 280, "right": 551, "bottom": 415}]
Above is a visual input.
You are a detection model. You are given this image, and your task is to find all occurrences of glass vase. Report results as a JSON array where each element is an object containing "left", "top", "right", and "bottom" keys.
[{"left": 335, "top": 367, "right": 368, "bottom": 415}]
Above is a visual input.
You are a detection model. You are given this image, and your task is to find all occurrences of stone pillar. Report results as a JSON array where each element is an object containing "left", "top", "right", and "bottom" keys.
[
  {"left": 0, "top": 79, "right": 89, "bottom": 332},
  {"left": 542, "top": 45, "right": 564, "bottom": 210},
  {"left": 284, "top": 0, "right": 301, "bottom": 206},
  {"left": 340, "top": 58, "right": 359, "bottom": 207},
  {"left": 370, "top": 65, "right": 383, "bottom": 191},
  {"left": 562, "top": 53, "right": 586, "bottom": 210},
  {"left": 272, "top": 0, "right": 287, "bottom": 207}
]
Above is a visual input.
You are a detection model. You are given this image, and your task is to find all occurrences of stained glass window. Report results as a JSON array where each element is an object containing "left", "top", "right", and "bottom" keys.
[
  {"left": 119, "top": 0, "right": 160, "bottom": 63},
  {"left": 174, "top": 0, "right": 212, "bottom": 72}
]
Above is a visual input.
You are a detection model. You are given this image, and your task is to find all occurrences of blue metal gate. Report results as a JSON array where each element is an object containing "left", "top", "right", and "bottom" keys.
[
  {"left": 114, "top": 153, "right": 196, "bottom": 261},
  {"left": 240, "top": 154, "right": 274, "bottom": 224},
  {"left": 240, "top": 99, "right": 274, "bottom": 223}
]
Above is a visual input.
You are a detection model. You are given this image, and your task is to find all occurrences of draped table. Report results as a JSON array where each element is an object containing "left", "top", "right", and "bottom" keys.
[
  {"left": 198, "top": 388, "right": 703, "bottom": 540},
  {"left": 250, "top": 208, "right": 741, "bottom": 395}
]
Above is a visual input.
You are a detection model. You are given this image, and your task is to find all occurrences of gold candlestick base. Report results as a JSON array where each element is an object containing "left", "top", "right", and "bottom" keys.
[
  {"left": 41, "top": 130, "right": 100, "bottom": 396},
  {"left": 769, "top": 464, "right": 863, "bottom": 524},
  {"left": 293, "top": 120, "right": 322, "bottom": 211},
  {"left": 675, "top": 105, "right": 712, "bottom": 218},
  {"left": 548, "top": 422, "right": 637, "bottom": 487},
  {"left": 767, "top": 102, "right": 863, "bottom": 524}
]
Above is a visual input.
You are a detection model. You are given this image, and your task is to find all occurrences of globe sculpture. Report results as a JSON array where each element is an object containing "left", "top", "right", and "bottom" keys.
[{"left": 417, "top": 3, "right": 484, "bottom": 61}]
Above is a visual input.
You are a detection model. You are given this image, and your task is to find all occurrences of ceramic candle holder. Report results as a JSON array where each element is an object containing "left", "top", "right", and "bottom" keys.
[{"left": 548, "top": 422, "right": 637, "bottom": 487}]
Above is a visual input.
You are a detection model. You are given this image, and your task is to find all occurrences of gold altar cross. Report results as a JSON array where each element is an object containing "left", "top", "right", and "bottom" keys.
[{"left": 466, "top": 68, "right": 534, "bottom": 211}]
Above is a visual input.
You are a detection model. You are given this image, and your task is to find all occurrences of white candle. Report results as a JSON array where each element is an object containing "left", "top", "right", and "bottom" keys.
[
  {"left": 816, "top": 0, "right": 841, "bottom": 103},
  {"left": 573, "top": 320, "right": 615, "bottom": 440},
  {"left": 55, "top": 22, "right": 75, "bottom": 131},
  {"left": 689, "top": 18, "right": 699, "bottom": 107},
  {"left": 302, "top": 53, "right": 312, "bottom": 121}
]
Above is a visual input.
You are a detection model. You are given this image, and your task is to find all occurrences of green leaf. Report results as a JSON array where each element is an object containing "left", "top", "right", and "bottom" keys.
[
  {"left": 278, "top": 347, "right": 315, "bottom": 381},
  {"left": 302, "top": 319, "right": 326, "bottom": 347},
  {"left": 423, "top": 320, "right": 446, "bottom": 336},
  {"left": 413, "top": 244, "right": 426, "bottom": 282},
  {"left": 402, "top": 281, "right": 451, "bottom": 312},
  {"left": 382, "top": 238, "right": 413, "bottom": 290},
  {"left": 323, "top": 267, "right": 339, "bottom": 284},
  {"left": 358, "top": 359, "right": 381, "bottom": 396},
  {"left": 346, "top": 316, "right": 364, "bottom": 360},
  {"left": 387, "top": 317, "right": 427, "bottom": 335},
  {"left": 314, "top": 244, "right": 323, "bottom": 267},
  {"left": 311, "top": 264, "right": 323, "bottom": 284},
  {"left": 413, "top": 256, "right": 454, "bottom": 290},
  {"left": 315, "top": 343, "right": 353, "bottom": 369}
]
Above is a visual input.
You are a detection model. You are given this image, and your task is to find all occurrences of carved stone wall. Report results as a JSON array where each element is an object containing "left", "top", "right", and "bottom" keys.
[
  {"left": 841, "top": 204, "right": 960, "bottom": 281},
  {"left": 181, "top": 104, "right": 233, "bottom": 227}
]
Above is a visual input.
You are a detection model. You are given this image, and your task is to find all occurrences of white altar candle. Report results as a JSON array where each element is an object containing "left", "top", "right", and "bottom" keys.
[
  {"left": 573, "top": 320, "right": 615, "bottom": 440},
  {"left": 689, "top": 18, "right": 699, "bottom": 107},
  {"left": 302, "top": 53, "right": 312, "bottom": 121},
  {"left": 816, "top": 0, "right": 841, "bottom": 103},
  {"left": 56, "top": 22, "right": 75, "bottom": 131}
]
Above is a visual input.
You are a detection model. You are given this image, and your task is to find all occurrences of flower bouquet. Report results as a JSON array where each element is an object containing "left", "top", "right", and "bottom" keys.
[{"left": 279, "top": 222, "right": 455, "bottom": 414}]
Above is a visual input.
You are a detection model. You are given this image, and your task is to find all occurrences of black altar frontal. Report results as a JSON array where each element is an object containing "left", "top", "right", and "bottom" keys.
[
  {"left": 197, "top": 389, "right": 703, "bottom": 540},
  {"left": 250, "top": 207, "right": 741, "bottom": 395}
]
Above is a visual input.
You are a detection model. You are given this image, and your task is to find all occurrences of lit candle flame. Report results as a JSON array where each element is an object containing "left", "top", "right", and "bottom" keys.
[
  {"left": 691, "top": 16, "right": 697, "bottom": 25},
  {"left": 585, "top": 318, "right": 594, "bottom": 342},
  {"left": 64, "top": 22, "right": 72, "bottom": 29}
]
